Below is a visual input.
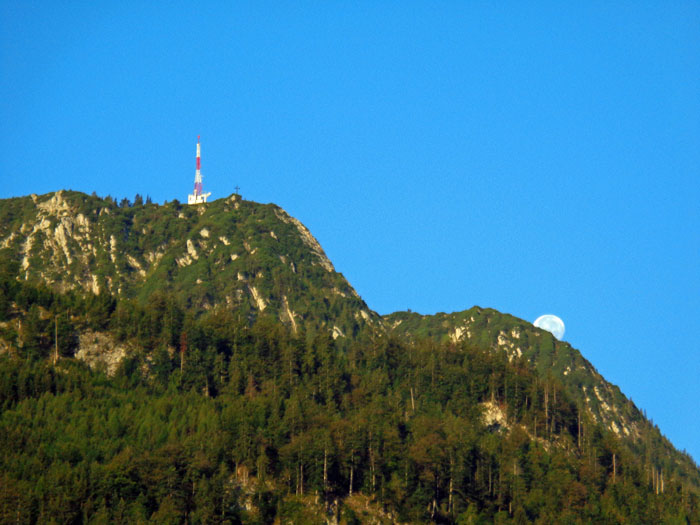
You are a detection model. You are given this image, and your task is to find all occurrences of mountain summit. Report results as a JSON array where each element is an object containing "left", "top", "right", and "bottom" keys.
[{"left": 0, "top": 190, "right": 379, "bottom": 338}]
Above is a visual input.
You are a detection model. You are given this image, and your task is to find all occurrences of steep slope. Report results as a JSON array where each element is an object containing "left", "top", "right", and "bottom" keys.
[
  {"left": 385, "top": 308, "right": 638, "bottom": 437},
  {"left": 0, "top": 190, "right": 380, "bottom": 339},
  {"left": 385, "top": 307, "right": 700, "bottom": 491}
]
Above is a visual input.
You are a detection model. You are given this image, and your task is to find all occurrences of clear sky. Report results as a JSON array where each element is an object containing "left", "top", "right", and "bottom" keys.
[{"left": 1, "top": 2, "right": 698, "bottom": 462}]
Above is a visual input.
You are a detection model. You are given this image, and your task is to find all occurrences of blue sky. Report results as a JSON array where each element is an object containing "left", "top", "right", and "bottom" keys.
[{"left": 1, "top": 2, "right": 699, "bottom": 462}]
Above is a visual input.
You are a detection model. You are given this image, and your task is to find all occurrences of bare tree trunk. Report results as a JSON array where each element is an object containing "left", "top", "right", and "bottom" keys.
[
  {"left": 349, "top": 455, "right": 354, "bottom": 496},
  {"left": 654, "top": 467, "right": 658, "bottom": 495},
  {"left": 552, "top": 386, "right": 557, "bottom": 434},
  {"left": 577, "top": 409, "right": 582, "bottom": 450},
  {"left": 533, "top": 415, "right": 537, "bottom": 439},
  {"left": 512, "top": 458, "right": 517, "bottom": 512},
  {"left": 53, "top": 315, "right": 59, "bottom": 365},
  {"left": 544, "top": 385, "right": 549, "bottom": 437},
  {"left": 514, "top": 373, "right": 519, "bottom": 423},
  {"left": 300, "top": 462, "right": 304, "bottom": 496},
  {"left": 449, "top": 454, "right": 454, "bottom": 516},
  {"left": 613, "top": 453, "right": 616, "bottom": 483},
  {"left": 504, "top": 374, "right": 509, "bottom": 422},
  {"left": 369, "top": 432, "right": 376, "bottom": 494},
  {"left": 323, "top": 448, "right": 328, "bottom": 495}
]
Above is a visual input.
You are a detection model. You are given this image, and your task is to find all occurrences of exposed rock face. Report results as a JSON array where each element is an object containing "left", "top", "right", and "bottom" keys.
[
  {"left": 274, "top": 209, "right": 335, "bottom": 273},
  {"left": 450, "top": 326, "right": 468, "bottom": 343},
  {"left": 481, "top": 401, "right": 508, "bottom": 429},
  {"left": 75, "top": 331, "right": 129, "bottom": 376},
  {"left": 186, "top": 239, "right": 199, "bottom": 259},
  {"left": 281, "top": 295, "right": 298, "bottom": 334},
  {"left": 248, "top": 285, "right": 266, "bottom": 312},
  {"left": 19, "top": 194, "right": 77, "bottom": 267}
]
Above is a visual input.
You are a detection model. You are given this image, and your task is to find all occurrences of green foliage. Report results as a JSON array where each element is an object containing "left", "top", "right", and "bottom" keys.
[
  {"left": 1, "top": 303, "right": 698, "bottom": 523},
  {"left": 0, "top": 190, "right": 699, "bottom": 523}
]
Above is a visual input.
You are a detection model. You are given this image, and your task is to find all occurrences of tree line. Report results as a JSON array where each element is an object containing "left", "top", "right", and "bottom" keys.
[{"left": 0, "top": 272, "right": 698, "bottom": 523}]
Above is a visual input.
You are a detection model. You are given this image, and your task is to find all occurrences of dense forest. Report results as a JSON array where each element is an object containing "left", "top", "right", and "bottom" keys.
[{"left": 1, "top": 271, "right": 698, "bottom": 524}]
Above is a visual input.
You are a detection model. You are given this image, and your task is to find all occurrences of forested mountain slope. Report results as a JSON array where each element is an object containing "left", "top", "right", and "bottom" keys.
[
  {"left": 386, "top": 308, "right": 648, "bottom": 444},
  {"left": 385, "top": 308, "right": 700, "bottom": 497},
  {"left": 0, "top": 190, "right": 379, "bottom": 341},
  {"left": 0, "top": 191, "right": 698, "bottom": 523}
]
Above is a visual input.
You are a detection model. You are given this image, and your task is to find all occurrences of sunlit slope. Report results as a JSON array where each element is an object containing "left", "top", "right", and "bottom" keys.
[
  {"left": 384, "top": 307, "right": 700, "bottom": 489},
  {"left": 0, "top": 190, "right": 380, "bottom": 338},
  {"left": 1, "top": 189, "right": 697, "bottom": 491}
]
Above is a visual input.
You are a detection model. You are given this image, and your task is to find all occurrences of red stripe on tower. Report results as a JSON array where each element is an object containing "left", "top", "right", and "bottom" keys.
[{"left": 188, "top": 135, "right": 211, "bottom": 204}]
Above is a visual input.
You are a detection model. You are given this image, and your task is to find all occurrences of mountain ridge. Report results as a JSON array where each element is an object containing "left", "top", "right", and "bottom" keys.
[
  {"left": 0, "top": 190, "right": 698, "bottom": 522},
  {"left": 0, "top": 191, "right": 694, "bottom": 456},
  {"left": 0, "top": 190, "right": 381, "bottom": 339}
]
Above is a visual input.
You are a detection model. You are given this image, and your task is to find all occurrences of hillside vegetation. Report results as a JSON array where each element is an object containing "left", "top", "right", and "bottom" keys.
[
  {"left": 0, "top": 191, "right": 377, "bottom": 339},
  {"left": 0, "top": 191, "right": 698, "bottom": 524}
]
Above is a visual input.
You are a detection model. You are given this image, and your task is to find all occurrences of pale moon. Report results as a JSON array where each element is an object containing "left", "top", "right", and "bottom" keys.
[{"left": 534, "top": 314, "right": 565, "bottom": 340}]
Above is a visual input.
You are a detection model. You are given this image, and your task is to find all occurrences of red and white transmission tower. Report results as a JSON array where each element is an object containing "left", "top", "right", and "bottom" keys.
[{"left": 188, "top": 135, "right": 212, "bottom": 204}]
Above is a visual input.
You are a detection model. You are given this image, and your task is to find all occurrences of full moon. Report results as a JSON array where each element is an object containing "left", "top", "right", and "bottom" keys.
[{"left": 533, "top": 314, "right": 565, "bottom": 340}]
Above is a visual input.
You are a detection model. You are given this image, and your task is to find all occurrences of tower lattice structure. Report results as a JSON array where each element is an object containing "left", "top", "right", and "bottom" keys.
[{"left": 188, "top": 136, "right": 211, "bottom": 205}]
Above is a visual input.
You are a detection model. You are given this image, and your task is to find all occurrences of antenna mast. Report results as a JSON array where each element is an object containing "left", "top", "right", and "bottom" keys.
[{"left": 188, "top": 135, "right": 212, "bottom": 204}]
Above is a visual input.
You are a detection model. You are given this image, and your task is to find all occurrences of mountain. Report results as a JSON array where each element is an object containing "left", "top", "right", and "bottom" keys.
[
  {"left": 385, "top": 308, "right": 700, "bottom": 492},
  {"left": 386, "top": 308, "right": 641, "bottom": 441},
  {"left": 0, "top": 190, "right": 698, "bottom": 523},
  {"left": 0, "top": 190, "right": 380, "bottom": 338}
]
